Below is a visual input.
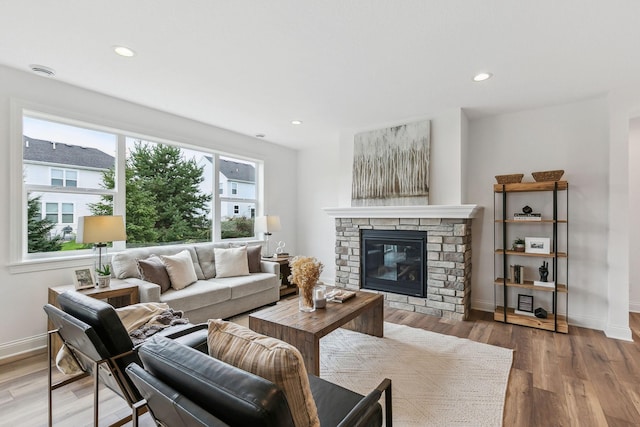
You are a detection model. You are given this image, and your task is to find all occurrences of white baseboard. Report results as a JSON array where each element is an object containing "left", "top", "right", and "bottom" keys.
[
  {"left": 0, "top": 333, "right": 47, "bottom": 363},
  {"left": 605, "top": 324, "right": 633, "bottom": 341},
  {"left": 629, "top": 300, "right": 640, "bottom": 313}
]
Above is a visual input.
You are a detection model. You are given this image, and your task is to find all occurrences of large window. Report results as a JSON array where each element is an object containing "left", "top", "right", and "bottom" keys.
[{"left": 20, "top": 112, "right": 263, "bottom": 258}]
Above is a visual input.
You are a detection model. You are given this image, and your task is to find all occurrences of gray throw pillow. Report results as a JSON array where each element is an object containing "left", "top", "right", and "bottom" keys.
[
  {"left": 247, "top": 245, "right": 262, "bottom": 273},
  {"left": 137, "top": 255, "right": 171, "bottom": 293}
]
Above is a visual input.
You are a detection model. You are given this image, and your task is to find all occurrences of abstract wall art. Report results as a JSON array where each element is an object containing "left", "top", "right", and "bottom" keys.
[{"left": 351, "top": 119, "right": 430, "bottom": 206}]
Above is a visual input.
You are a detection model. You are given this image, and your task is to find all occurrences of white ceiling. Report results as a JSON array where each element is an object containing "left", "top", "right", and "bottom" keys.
[{"left": 1, "top": 1, "right": 639, "bottom": 149}]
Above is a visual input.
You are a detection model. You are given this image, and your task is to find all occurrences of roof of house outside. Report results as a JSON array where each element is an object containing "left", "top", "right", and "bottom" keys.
[
  {"left": 23, "top": 136, "right": 114, "bottom": 169},
  {"left": 220, "top": 159, "right": 255, "bottom": 182}
]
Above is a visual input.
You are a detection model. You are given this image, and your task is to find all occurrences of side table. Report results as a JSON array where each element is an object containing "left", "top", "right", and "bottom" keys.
[
  {"left": 47, "top": 280, "right": 140, "bottom": 358},
  {"left": 263, "top": 256, "right": 297, "bottom": 297}
]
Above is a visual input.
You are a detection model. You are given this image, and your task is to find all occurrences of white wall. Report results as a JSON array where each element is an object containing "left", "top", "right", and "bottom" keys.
[
  {"left": 606, "top": 83, "right": 640, "bottom": 339},
  {"left": 0, "top": 65, "right": 298, "bottom": 359},
  {"left": 468, "top": 97, "right": 610, "bottom": 331},
  {"left": 630, "top": 117, "right": 640, "bottom": 312}
]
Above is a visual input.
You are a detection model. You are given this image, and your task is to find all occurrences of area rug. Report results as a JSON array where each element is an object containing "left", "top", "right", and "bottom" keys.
[{"left": 319, "top": 322, "right": 513, "bottom": 427}]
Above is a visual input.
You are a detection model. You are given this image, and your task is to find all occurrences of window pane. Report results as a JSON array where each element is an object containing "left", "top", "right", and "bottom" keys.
[
  {"left": 28, "top": 192, "right": 105, "bottom": 253},
  {"left": 24, "top": 117, "right": 116, "bottom": 190},
  {"left": 65, "top": 170, "right": 78, "bottom": 187},
  {"left": 45, "top": 203, "right": 58, "bottom": 214},
  {"left": 221, "top": 201, "right": 255, "bottom": 239},
  {"left": 219, "top": 157, "right": 256, "bottom": 199},
  {"left": 124, "top": 138, "right": 213, "bottom": 246}
]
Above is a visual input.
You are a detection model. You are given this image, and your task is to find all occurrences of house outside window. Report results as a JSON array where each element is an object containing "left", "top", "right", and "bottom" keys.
[
  {"left": 219, "top": 156, "right": 257, "bottom": 239},
  {"left": 19, "top": 112, "right": 263, "bottom": 258}
]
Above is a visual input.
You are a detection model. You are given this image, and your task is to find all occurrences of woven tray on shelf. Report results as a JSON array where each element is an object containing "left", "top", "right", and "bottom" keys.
[
  {"left": 495, "top": 174, "right": 524, "bottom": 184},
  {"left": 531, "top": 169, "right": 564, "bottom": 182}
]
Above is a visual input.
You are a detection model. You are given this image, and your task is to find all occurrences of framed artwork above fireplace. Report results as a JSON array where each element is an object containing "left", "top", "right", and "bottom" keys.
[{"left": 351, "top": 119, "right": 430, "bottom": 207}]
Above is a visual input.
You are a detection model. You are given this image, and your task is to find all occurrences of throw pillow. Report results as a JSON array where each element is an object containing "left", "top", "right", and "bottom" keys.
[
  {"left": 160, "top": 250, "right": 198, "bottom": 290},
  {"left": 214, "top": 246, "right": 250, "bottom": 278},
  {"left": 207, "top": 320, "right": 320, "bottom": 427},
  {"left": 137, "top": 255, "right": 171, "bottom": 293},
  {"left": 246, "top": 245, "right": 262, "bottom": 273}
]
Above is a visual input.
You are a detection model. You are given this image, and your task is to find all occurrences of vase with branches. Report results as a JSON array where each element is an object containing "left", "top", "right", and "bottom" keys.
[{"left": 288, "top": 256, "right": 323, "bottom": 312}]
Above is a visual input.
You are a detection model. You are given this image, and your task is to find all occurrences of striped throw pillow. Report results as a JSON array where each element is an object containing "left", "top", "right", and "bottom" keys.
[{"left": 207, "top": 319, "right": 320, "bottom": 427}]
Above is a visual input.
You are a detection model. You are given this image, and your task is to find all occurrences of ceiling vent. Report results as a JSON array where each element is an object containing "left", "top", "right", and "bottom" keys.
[{"left": 29, "top": 64, "right": 56, "bottom": 77}]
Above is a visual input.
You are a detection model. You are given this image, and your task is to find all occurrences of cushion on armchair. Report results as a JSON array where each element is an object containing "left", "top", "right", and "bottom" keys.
[{"left": 207, "top": 319, "right": 320, "bottom": 427}]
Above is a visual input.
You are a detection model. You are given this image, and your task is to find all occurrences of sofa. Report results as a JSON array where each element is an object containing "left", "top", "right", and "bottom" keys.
[
  {"left": 126, "top": 332, "right": 392, "bottom": 427},
  {"left": 110, "top": 242, "right": 280, "bottom": 323}
]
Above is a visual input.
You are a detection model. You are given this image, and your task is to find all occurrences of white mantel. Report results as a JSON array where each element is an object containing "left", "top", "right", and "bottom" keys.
[{"left": 322, "top": 204, "right": 481, "bottom": 219}]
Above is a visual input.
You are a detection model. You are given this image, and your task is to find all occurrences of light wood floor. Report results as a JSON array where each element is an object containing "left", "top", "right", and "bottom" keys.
[{"left": 2, "top": 309, "right": 640, "bottom": 426}]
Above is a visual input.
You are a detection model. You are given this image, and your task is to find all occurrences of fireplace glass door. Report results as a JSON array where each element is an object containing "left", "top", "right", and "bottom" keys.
[{"left": 361, "top": 230, "right": 427, "bottom": 297}]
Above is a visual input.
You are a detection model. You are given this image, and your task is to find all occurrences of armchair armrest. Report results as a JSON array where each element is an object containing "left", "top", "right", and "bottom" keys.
[{"left": 337, "top": 378, "right": 392, "bottom": 427}]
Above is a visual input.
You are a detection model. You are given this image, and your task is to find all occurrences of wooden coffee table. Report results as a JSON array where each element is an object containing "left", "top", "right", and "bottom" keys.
[{"left": 249, "top": 289, "right": 384, "bottom": 375}]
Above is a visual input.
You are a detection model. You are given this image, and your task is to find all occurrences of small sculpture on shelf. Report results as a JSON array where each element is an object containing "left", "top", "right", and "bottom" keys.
[{"left": 538, "top": 261, "right": 549, "bottom": 282}]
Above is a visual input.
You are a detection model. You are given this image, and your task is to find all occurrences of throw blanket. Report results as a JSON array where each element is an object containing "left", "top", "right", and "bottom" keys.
[
  {"left": 128, "top": 307, "right": 189, "bottom": 346},
  {"left": 56, "top": 302, "right": 189, "bottom": 374}
]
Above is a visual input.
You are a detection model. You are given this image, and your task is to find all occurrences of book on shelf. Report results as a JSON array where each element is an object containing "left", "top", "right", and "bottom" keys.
[
  {"left": 273, "top": 253, "right": 290, "bottom": 259},
  {"left": 513, "top": 213, "right": 542, "bottom": 221},
  {"left": 510, "top": 265, "right": 525, "bottom": 284},
  {"left": 534, "top": 282, "right": 555, "bottom": 288}
]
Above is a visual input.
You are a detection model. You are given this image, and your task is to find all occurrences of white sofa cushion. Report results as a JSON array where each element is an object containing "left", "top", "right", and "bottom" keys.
[
  {"left": 161, "top": 250, "right": 198, "bottom": 290},
  {"left": 214, "top": 246, "right": 250, "bottom": 278},
  {"left": 111, "top": 245, "right": 205, "bottom": 280},
  {"left": 194, "top": 242, "right": 231, "bottom": 279},
  {"left": 160, "top": 280, "right": 232, "bottom": 313}
]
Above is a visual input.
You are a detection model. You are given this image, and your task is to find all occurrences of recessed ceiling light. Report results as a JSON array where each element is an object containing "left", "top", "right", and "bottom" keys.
[
  {"left": 255, "top": 134, "right": 266, "bottom": 138},
  {"left": 291, "top": 120, "right": 303, "bottom": 125},
  {"left": 113, "top": 46, "right": 136, "bottom": 57},
  {"left": 473, "top": 72, "right": 493, "bottom": 82},
  {"left": 29, "top": 64, "right": 55, "bottom": 77}
]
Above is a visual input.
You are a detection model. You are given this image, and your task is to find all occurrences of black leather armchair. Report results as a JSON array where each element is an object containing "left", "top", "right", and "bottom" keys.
[
  {"left": 126, "top": 336, "right": 392, "bottom": 427},
  {"left": 44, "top": 290, "right": 208, "bottom": 427}
]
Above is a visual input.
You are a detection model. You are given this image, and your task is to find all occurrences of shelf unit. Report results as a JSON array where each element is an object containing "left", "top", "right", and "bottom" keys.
[{"left": 493, "top": 181, "right": 568, "bottom": 333}]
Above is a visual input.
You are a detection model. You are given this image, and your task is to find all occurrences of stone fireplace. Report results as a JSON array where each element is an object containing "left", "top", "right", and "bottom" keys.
[{"left": 324, "top": 205, "right": 478, "bottom": 321}]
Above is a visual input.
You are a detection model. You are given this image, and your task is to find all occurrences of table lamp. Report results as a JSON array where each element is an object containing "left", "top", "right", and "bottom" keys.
[
  {"left": 76, "top": 215, "right": 127, "bottom": 283},
  {"left": 255, "top": 215, "right": 281, "bottom": 257}
]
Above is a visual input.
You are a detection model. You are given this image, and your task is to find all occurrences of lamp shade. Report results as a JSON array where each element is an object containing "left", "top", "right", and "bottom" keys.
[
  {"left": 76, "top": 215, "right": 127, "bottom": 244},
  {"left": 255, "top": 215, "right": 281, "bottom": 234}
]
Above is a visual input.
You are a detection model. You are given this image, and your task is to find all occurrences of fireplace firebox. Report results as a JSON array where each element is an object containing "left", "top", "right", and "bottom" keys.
[{"left": 361, "top": 229, "right": 427, "bottom": 297}]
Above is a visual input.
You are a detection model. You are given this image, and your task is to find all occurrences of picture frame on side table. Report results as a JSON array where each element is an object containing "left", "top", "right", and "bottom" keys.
[
  {"left": 73, "top": 267, "right": 95, "bottom": 290},
  {"left": 525, "top": 237, "right": 551, "bottom": 254}
]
